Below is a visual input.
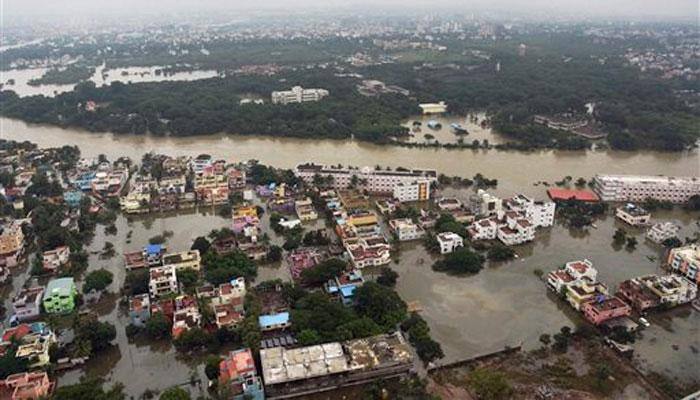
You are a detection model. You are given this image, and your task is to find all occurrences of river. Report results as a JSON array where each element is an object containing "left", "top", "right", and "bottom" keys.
[{"left": 0, "top": 118, "right": 699, "bottom": 397}]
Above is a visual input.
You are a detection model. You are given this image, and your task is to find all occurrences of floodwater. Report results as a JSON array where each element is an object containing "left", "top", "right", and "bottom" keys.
[
  {"left": 0, "top": 64, "right": 219, "bottom": 98},
  {"left": 399, "top": 113, "right": 507, "bottom": 145},
  {"left": 0, "top": 118, "right": 699, "bottom": 396}
]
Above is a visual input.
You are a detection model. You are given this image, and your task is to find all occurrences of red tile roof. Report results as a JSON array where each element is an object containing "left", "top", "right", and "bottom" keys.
[{"left": 547, "top": 188, "right": 599, "bottom": 202}]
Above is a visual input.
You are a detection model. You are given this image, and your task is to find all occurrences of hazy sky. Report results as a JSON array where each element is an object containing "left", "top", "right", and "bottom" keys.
[{"left": 3, "top": 0, "right": 698, "bottom": 20}]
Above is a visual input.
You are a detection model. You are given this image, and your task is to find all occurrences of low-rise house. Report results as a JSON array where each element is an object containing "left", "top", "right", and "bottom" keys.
[
  {"left": 227, "top": 168, "right": 247, "bottom": 190},
  {"left": 637, "top": 274, "right": 697, "bottom": 306},
  {"left": 288, "top": 248, "right": 324, "bottom": 281},
  {"left": 0, "top": 220, "right": 25, "bottom": 268},
  {"left": 258, "top": 312, "right": 291, "bottom": 332},
  {"left": 437, "top": 197, "right": 462, "bottom": 211},
  {"left": 63, "top": 190, "right": 83, "bottom": 208},
  {"left": 566, "top": 280, "right": 609, "bottom": 311},
  {"left": 467, "top": 217, "right": 498, "bottom": 241},
  {"left": 123, "top": 251, "right": 146, "bottom": 270},
  {"left": 646, "top": 222, "right": 680, "bottom": 244},
  {"left": 326, "top": 270, "right": 364, "bottom": 306},
  {"left": 617, "top": 278, "right": 660, "bottom": 311},
  {"left": 345, "top": 239, "right": 391, "bottom": 268},
  {"left": 162, "top": 250, "right": 201, "bottom": 272},
  {"left": 388, "top": 218, "right": 425, "bottom": 241},
  {"left": 144, "top": 244, "right": 166, "bottom": 267},
  {"left": 218, "top": 348, "right": 265, "bottom": 400},
  {"left": 667, "top": 244, "right": 700, "bottom": 284},
  {"left": 436, "top": 232, "right": 464, "bottom": 254},
  {"left": 12, "top": 324, "right": 56, "bottom": 369},
  {"left": 42, "top": 278, "right": 77, "bottom": 314},
  {"left": 581, "top": 296, "right": 632, "bottom": 325},
  {"left": 41, "top": 246, "right": 70, "bottom": 273},
  {"left": 149, "top": 265, "right": 178, "bottom": 298},
  {"left": 11, "top": 286, "right": 44, "bottom": 322},
  {"left": 129, "top": 294, "right": 151, "bottom": 327},
  {"left": 171, "top": 295, "right": 201, "bottom": 338},
  {"left": 295, "top": 198, "right": 318, "bottom": 221},
  {"left": 546, "top": 259, "right": 598, "bottom": 294},
  {"left": 212, "top": 278, "right": 247, "bottom": 329},
  {"left": 0, "top": 372, "right": 53, "bottom": 400},
  {"left": 615, "top": 203, "right": 651, "bottom": 226}
]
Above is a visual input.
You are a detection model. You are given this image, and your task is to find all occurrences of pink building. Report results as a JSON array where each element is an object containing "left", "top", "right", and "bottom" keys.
[
  {"left": 0, "top": 372, "right": 53, "bottom": 400},
  {"left": 581, "top": 296, "right": 632, "bottom": 325}
]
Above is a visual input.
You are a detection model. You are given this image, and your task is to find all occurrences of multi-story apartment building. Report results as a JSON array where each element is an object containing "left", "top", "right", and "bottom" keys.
[
  {"left": 149, "top": 265, "right": 178, "bottom": 298},
  {"left": 11, "top": 286, "right": 45, "bottom": 322},
  {"left": 219, "top": 348, "right": 265, "bottom": 400},
  {"left": 42, "top": 278, "right": 77, "bottom": 314},
  {"left": 392, "top": 179, "right": 431, "bottom": 202},
  {"left": 389, "top": 218, "right": 425, "bottom": 241},
  {"left": 637, "top": 274, "right": 697, "bottom": 306},
  {"left": 295, "top": 197, "right": 318, "bottom": 221},
  {"left": 547, "top": 259, "right": 598, "bottom": 293},
  {"left": 593, "top": 174, "right": 700, "bottom": 203},
  {"left": 615, "top": 203, "right": 651, "bottom": 226},
  {"left": 271, "top": 86, "right": 329, "bottom": 104},
  {"left": 667, "top": 244, "right": 700, "bottom": 284},
  {"left": 565, "top": 280, "right": 609, "bottom": 311},
  {"left": 162, "top": 250, "right": 201, "bottom": 272},
  {"left": 436, "top": 232, "right": 464, "bottom": 254},
  {"left": 346, "top": 239, "right": 391, "bottom": 268},
  {"left": 646, "top": 222, "right": 680, "bottom": 244},
  {"left": 503, "top": 194, "right": 556, "bottom": 228},
  {"left": 41, "top": 246, "right": 70, "bottom": 273},
  {"left": 295, "top": 164, "right": 437, "bottom": 194}
]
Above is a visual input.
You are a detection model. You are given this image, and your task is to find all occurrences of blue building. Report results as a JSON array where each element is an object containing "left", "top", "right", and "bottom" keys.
[
  {"left": 258, "top": 312, "right": 290, "bottom": 332},
  {"left": 63, "top": 190, "right": 84, "bottom": 208}
]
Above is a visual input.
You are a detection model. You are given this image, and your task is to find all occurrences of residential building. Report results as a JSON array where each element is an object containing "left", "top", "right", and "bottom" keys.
[
  {"left": 326, "top": 270, "right": 364, "bottom": 306},
  {"left": 388, "top": 218, "right": 425, "bottom": 241},
  {"left": 546, "top": 259, "right": 598, "bottom": 293},
  {"left": 272, "top": 86, "right": 329, "bottom": 104},
  {"left": 258, "top": 312, "right": 291, "bottom": 332},
  {"left": 295, "top": 197, "right": 318, "bottom": 221},
  {"left": 41, "top": 246, "right": 70, "bottom": 273},
  {"left": 149, "top": 265, "right": 178, "bottom": 298},
  {"left": 593, "top": 174, "right": 700, "bottom": 203},
  {"left": 436, "top": 232, "right": 464, "bottom": 254},
  {"left": 637, "top": 274, "right": 697, "bottom": 306},
  {"left": 467, "top": 217, "right": 498, "bottom": 241},
  {"left": 646, "top": 222, "right": 681, "bottom": 244},
  {"left": 617, "top": 278, "right": 661, "bottom": 311},
  {"left": 497, "top": 213, "right": 535, "bottom": 246},
  {"left": 0, "top": 371, "right": 53, "bottom": 400},
  {"left": 211, "top": 278, "right": 246, "bottom": 330},
  {"left": 42, "top": 278, "right": 77, "bottom": 314},
  {"left": 129, "top": 294, "right": 151, "bottom": 327},
  {"left": 295, "top": 164, "right": 437, "bottom": 194},
  {"left": 227, "top": 168, "right": 247, "bottom": 190},
  {"left": 0, "top": 220, "right": 25, "bottom": 268},
  {"left": 419, "top": 101, "right": 447, "bottom": 114},
  {"left": 566, "top": 280, "right": 609, "bottom": 311},
  {"left": 503, "top": 194, "right": 556, "bottom": 228},
  {"left": 11, "top": 287, "right": 44, "bottom": 322},
  {"left": 667, "top": 244, "right": 700, "bottom": 284},
  {"left": 437, "top": 197, "right": 462, "bottom": 211},
  {"left": 472, "top": 190, "right": 502, "bottom": 216},
  {"left": 260, "top": 332, "right": 413, "bottom": 399},
  {"left": 162, "top": 250, "right": 201, "bottom": 272},
  {"left": 547, "top": 188, "right": 600, "bottom": 202},
  {"left": 144, "top": 244, "right": 167, "bottom": 267},
  {"left": 615, "top": 203, "right": 651, "bottom": 226},
  {"left": 171, "top": 295, "right": 201, "bottom": 338},
  {"left": 63, "top": 190, "right": 83, "bottom": 208},
  {"left": 345, "top": 239, "right": 391, "bottom": 268},
  {"left": 218, "top": 348, "right": 265, "bottom": 400},
  {"left": 288, "top": 248, "right": 324, "bottom": 281},
  {"left": 581, "top": 296, "right": 632, "bottom": 325},
  {"left": 13, "top": 324, "right": 56, "bottom": 369},
  {"left": 392, "top": 179, "right": 431, "bottom": 202}
]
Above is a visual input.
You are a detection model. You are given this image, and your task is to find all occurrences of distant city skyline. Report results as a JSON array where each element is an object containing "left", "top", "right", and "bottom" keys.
[{"left": 2, "top": 0, "right": 698, "bottom": 21}]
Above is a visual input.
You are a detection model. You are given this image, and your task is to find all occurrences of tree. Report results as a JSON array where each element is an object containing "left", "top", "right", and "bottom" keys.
[
  {"left": 52, "top": 378, "right": 126, "bottom": 400},
  {"left": 376, "top": 267, "right": 399, "bottom": 287},
  {"left": 204, "top": 251, "right": 257, "bottom": 285},
  {"left": 83, "top": 269, "right": 114, "bottom": 293},
  {"left": 205, "top": 355, "right": 222, "bottom": 381},
  {"left": 487, "top": 244, "right": 515, "bottom": 262},
  {"left": 626, "top": 237, "right": 638, "bottom": 249},
  {"left": 297, "top": 329, "right": 323, "bottom": 346},
  {"left": 177, "top": 268, "right": 199, "bottom": 292},
  {"left": 432, "top": 247, "right": 485, "bottom": 275},
  {"left": 75, "top": 318, "right": 116, "bottom": 354},
  {"left": 125, "top": 269, "right": 149, "bottom": 295},
  {"left": 145, "top": 313, "right": 172, "bottom": 339},
  {"left": 159, "top": 387, "right": 191, "bottom": 400},
  {"left": 595, "top": 364, "right": 611, "bottom": 388},
  {"left": 0, "top": 345, "right": 28, "bottom": 379},
  {"left": 300, "top": 258, "right": 347, "bottom": 286},
  {"left": 354, "top": 282, "right": 407, "bottom": 330},
  {"left": 191, "top": 236, "right": 211, "bottom": 255},
  {"left": 173, "top": 328, "right": 214, "bottom": 352},
  {"left": 267, "top": 245, "right": 283, "bottom": 262},
  {"left": 613, "top": 228, "right": 627, "bottom": 245},
  {"left": 539, "top": 333, "right": 551, "bottom": 347},
  {"left": 468, "top": 368, "right": 513, "bottom": 400},
  {"left": 686, "top": 195, "right": 700, "bottom": 211}
]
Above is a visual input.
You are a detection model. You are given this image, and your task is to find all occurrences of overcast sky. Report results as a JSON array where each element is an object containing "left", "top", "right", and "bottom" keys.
[{"left": 3, "top": 0, "right": 698, "bottom": 20}]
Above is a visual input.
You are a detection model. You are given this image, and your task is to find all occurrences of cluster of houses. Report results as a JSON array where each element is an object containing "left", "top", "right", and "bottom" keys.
[
  {"left": 69, "top": 158, "right": 129, "bottom": 200},
  {"left": 120, "top": 154, "right": 249, "bottom": 214},
  {"left": 466, "top": 190, "right": 555, "bottom": 246},
  {"left": 547, "top": 259, "right": 697, "bottom": 328}
]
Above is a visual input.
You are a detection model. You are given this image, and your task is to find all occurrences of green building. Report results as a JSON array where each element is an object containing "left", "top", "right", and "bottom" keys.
[{"left": 43, "top": 277, "right": 77, "bottom": 314}]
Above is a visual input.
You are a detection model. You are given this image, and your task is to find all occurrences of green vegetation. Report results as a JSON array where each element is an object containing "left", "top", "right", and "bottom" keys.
[
  {"left": 52, "top": 378, "right": 126, "bottom": 400},
  {"left": 299, "top": 258, "right": 347, "bottom": 286},
  {"left": 432, "top": 247, "right": 485, "bottom": 275},
  {"left": 176, "top": 268, "right": 199, "bottom": 292},
  {"left": 145, "top": 312, "right": 172, "bottom": 339},
  {"left": 556, "top": 199, "right": 608, "bottom": 228},
  {"left": 467, "top": 368, "right": 513, "bottom": 400},
  {"left": 124, "top": 269, "right": 149, "bottom": 296},
  {"left": 487, "top": 244, "right": 516, "bottom": 262},
  {"left": 159, "top": 386, "right": 191, "bottom": 400},
  {"left": 401, "top": 313, "right": 444, "bottom": 365},
  {"left": 28, "top": 64, "right": 95, "bottom": 86},
  {"left": 203, "top": 251, "right": 257, "bottom": 285},
  {"left": 376, "top": 267, "right": 399, "bottom": 287},
  {"left": 83, "top": 269, "right": 114, "bottom": 293}
]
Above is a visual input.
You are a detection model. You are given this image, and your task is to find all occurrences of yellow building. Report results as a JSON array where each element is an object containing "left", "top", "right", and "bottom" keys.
[
  {"left": 162, "top": 250, "right": 202, "bottom": 272},
  {"left": 565, "top": 280, "right": 608, "bottom": 311},
  {"left": 233, "top": 204, "right": 258, "bottom": 218}
]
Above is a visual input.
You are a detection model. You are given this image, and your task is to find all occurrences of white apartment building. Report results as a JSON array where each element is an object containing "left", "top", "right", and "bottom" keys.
[
  {"left": 667, "top": 244, "right": 700, "bottom": 285},
  {"left": 393, "top": 180, "right": 431, "bottom": 202},
  {"left": 546, "top": 259, "right": 598, "bottom": 293},
  {"left": 436, "top": 232, "right": 464, "bottom": 254},
  {"left": 615, "top": 203, "right": 651, "bottom": 226},
  {"left": 295, "top": 164, "right": 437, "bottom": 194},
  {"left": 473, "top": 190, "right": 502, "bottom": 216},
  {"left": 271, "top": 86, "right": 329, "bottom": 105},
  {"left": 638, "top": 274, "right": 697, "bottom": 305},
  {"left": 149, "top": 265, "right": 178, "bottom": 297},
  {"left": 389, "top": 218, "right": 425, "bottom": 241},
  {"left": 503, "top": 194, "right": 555, "bottom": 228},
  {"left": 646, "top": 222, "right": 680, "bottom": 244},
  {"left": 593, "top": 174, "right": 700, "bottom": 203},
  {"left": 467, "top": 218, "right": 498, "bottom": 241}
]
